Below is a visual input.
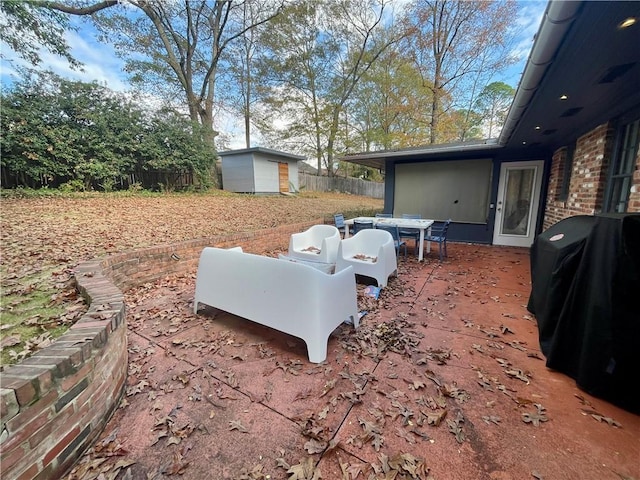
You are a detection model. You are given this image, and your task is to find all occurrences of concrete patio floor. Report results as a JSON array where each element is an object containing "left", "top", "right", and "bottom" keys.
[{"left": 64, "top": 243, "right": 639, "bottom": 480}]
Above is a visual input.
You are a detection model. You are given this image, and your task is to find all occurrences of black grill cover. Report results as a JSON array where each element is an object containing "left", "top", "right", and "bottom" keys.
[{"left": 528, "top": 213, "right": 640, "bottom": 413}]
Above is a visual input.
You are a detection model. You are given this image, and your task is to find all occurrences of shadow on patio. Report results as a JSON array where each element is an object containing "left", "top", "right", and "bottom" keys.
[{"left": 64, "top": 243, "right": 639, "bottom": 480}]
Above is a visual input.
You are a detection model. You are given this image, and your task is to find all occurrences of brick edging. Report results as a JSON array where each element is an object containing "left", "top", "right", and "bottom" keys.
[{"left": 0, "top": 220, "right": 321, "bottom": 480}]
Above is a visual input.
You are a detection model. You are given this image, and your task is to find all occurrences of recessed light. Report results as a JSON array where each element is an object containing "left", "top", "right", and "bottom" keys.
[
  {"left": 534, "top": 126, "right": 541, "bottom": 130},
  {"left": 559, "top": 94, "right": 568, "bottom": 100},
  {"left": 522, "top": 141, "right": 527, "bottom": 145},
  {"left": 619, "top": 17, "right": 636, "bottom": 29}
]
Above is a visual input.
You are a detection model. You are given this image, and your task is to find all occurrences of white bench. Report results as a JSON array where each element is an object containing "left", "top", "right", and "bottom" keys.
[{"left": 193, "top": 247, "right": 359, "bottom": 363}]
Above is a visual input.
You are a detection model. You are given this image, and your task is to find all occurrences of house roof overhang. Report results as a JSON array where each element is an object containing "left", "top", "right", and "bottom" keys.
[{"left": 341, "top": 0, "right": 640, "bottom": 171}]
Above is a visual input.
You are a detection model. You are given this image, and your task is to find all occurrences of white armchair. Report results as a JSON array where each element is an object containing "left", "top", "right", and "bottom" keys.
[
  {"left": 288, "top": 224, "right": 341, "bottom": 264},
  {"left": 335, "top": 229, "right": 398, "bottom": 287}
]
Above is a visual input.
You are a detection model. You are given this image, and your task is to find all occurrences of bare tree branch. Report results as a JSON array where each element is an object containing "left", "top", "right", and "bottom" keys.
[{"left": 45, "top": 0, "right": 119, "bottom": 15}]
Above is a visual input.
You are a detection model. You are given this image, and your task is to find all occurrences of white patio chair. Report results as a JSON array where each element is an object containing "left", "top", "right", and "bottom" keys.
[
  {"left": 335, "top": 229, "right": 398, "bottom": 287},
  {"left": 288, "top": 224, "right": 341, "bottom": 264}
]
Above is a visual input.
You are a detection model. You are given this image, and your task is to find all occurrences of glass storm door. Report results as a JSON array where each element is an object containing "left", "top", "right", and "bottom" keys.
[{"left": 493, "top": 161, "right": 544, "bottom": 247}]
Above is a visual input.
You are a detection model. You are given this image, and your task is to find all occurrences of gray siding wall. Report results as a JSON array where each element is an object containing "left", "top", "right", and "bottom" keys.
[{"left": 221, "top": 153, "right": 255, "bottom": 192}]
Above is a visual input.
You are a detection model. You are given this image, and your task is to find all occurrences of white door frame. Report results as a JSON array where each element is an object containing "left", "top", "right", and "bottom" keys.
[{"left": 493, "top": 160, "right": 544, "bottom": 247}]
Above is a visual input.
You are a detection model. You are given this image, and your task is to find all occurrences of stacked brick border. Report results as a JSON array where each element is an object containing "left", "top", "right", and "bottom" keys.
[{"left": 0, "top": 220, "right": 321, "bottom": 480}]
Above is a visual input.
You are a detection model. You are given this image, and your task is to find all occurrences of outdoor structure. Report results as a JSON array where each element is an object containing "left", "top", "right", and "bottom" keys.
[
  {"left": 219, "top": 147, "right": 304, "bottom": 194},
  {"left": 342, "top": 1, "right": 640, "bottom": 247}
]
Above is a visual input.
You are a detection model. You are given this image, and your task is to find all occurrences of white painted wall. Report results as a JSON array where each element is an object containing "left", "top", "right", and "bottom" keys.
[{"left": 254, "top": 157, "right": 279, "bottom": 192}]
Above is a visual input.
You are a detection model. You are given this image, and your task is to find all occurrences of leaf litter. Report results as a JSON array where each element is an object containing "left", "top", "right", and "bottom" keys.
[{"left": 46, "top": 209, "right": 602, "bottom": 479}]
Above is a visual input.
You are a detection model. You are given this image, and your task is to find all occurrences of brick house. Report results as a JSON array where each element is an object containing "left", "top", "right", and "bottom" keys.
[{"left": 342, "top": 1, "right": 640, "bottom": 247}]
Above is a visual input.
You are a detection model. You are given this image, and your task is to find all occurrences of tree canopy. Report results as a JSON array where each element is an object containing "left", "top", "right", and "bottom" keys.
[
  {"left": 0, "top": 0, "right": 81, "bottom": 68},
  {"left": 1, "top": 72, "right": 215, "bottom": 191},
  {"left": 1, "top": 0, "right": 522, "bottom": 184}
]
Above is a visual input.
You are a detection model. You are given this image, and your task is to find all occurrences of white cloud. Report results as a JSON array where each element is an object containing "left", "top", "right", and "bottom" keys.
[
  {"left": 495, "top": 0, "right": 547, "bottom": 87},
  {"left": 1, "top": 19, "right": 129, "bottom": 92},
  {"left": 511, "top": 1, "right": 547, "bottom": 63}
]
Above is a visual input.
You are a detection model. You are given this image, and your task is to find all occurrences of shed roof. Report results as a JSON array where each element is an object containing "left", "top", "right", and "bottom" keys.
[{"left": 219, "top": 147, "right": 306, "bottom": 162}]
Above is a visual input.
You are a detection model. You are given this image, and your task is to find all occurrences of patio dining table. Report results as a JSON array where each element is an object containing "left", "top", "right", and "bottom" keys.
[{"left": 344, "top": 217, "right": 435, "bottom": 261}]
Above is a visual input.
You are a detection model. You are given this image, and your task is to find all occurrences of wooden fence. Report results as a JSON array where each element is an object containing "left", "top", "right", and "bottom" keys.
[{"left": 298, "top": 173, "right": 384, "bottom": 199}]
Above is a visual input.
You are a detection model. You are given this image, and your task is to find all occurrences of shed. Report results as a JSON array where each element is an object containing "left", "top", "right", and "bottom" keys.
[{"left": 219, "top": 147, "right": 305, "bottom": 194}]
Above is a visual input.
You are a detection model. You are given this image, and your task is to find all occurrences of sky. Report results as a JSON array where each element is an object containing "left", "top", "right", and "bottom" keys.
[{"left": 0, "top": 0, "right": 548, "bottom": 149}]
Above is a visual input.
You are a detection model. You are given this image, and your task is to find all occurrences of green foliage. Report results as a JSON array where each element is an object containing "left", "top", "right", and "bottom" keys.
[
  {"left": 59, "top": 180, "right": 86, "bottom": 193},
  {"left": 138, "top": 109, "right": 216, "bottom": 191},
  {"left": 475, "top": 81, "right": 516, "bottom": 138},
  {"left": 0, "top": 71, "right": 215, "bottom": 191},
  {"left": 0, "top": 0, "right": 80, "bottom": 68}
]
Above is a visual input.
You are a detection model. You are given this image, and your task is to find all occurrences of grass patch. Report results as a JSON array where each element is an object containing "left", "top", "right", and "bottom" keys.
[{"left": 1, "top": 267, "right": 86, "bottom": 367}]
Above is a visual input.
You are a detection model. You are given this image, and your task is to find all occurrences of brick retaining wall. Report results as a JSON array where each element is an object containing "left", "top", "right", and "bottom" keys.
[{"left": 0, "top": 220, "right": 320, "bottom": 480}]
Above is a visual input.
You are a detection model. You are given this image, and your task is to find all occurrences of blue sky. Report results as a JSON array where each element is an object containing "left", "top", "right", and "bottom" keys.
[{"left": 0, "top": 0, "right": 548, "bottom": 148}]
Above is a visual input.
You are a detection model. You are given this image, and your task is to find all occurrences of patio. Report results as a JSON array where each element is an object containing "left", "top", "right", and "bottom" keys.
[{"left": 64, "top": 243, "right": 640, "bottom": 480}]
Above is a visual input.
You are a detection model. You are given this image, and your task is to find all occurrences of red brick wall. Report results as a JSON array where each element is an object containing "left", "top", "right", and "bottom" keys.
[
  {"left": 629, "top": 145, "right": 640, "bottom": 212},
  {"left": 543, "top": 123, "right": 620, "bottom": 229},
  {"left": 0, "top": 220, "right": 321, "bottom": 480}
]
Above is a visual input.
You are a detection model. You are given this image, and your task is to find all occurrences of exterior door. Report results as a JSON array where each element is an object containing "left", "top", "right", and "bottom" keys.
[
  {"left": 493, "top": 160, "right": 544, "bottom": 247},
  {"left": 278, "top": 162, "right": 289, "bottom": 193}
]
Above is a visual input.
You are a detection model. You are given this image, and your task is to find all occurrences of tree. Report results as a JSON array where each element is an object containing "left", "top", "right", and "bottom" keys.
[
  {"left": 475, "top": 81, "right": 515, "bottom": 138},
  {"left": 0, "top": 0, "right": 82, "bottom": 68},
  {"left": 1, "top": 71, "right": 214, "bottom": 191},
  {"left": 1, "top": 71, "right": 136, "bottom": 189},
  {"left": 257, "top": 0, "right": 402, "bottom": 175},
  {"left": 402, "top": 0, "right": 518, "bottom": 143},
  {"left": 138, "top": 108, "right": 216, "bottom": 191},
  {"left": 221, "top": 1, "right": 271, "bottom": 148},
  {"left": 347, "top": 48, "right": 434, "bottom": 151},
  {"left": 40, "top": 0, "right": 284, "bottom": 154},
  {"left": 256, "top": 1, "right": 338, "bottom": 174}
]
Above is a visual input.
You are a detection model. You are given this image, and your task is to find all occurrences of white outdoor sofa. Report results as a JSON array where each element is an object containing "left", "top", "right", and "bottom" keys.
[
  {"left": 288, "top": 224, "right": 341, "bottom": 264},
  {"left": 335, "top": 229, "right": 397, "bottom": 288},
  {"left": 193, "top": 247, "right": 359, "bottom": 363}
]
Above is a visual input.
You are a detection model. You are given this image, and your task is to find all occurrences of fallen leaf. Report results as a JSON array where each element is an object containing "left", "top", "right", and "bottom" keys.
[
  {"left": 505, "top": 368, "right": 531, "bottom": 384},
  {"left": 522, "top": 404, "right": 548, "bottom": 426},
  {"left": 424, "top": 409, "right": 447, "bottom": 427},
  {"left": 590, "top": 413, "right": 622, "bottom": 428},
  {"left": 229, "top": 420, "right": 248, "bottom": 433},
  {"left": 0, "top": 335, "right": 21, "bottom": 349},
  {"left": 287, "top": 457, "right": 320, "bottom": 480},
  {"left": 304, "top": 438, "right": 327, "bottom": 454},
  {"left": 319, "top": 379, "right": 336, "bottom": 397},
  {"left": 482, "top": 415, "right": 501, "bottom": 425}
]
